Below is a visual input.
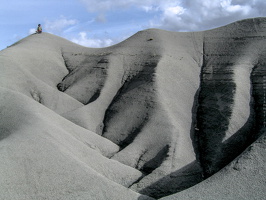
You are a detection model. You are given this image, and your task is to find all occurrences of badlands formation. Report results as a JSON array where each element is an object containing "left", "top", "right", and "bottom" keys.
[{"left": 0, "top": 17, "right": 265, "bottom": 199}]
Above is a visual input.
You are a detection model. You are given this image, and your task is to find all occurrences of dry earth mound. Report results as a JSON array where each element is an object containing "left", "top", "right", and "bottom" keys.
[{"left": 0, "top": 17, "right": 265, "bottom": 199}]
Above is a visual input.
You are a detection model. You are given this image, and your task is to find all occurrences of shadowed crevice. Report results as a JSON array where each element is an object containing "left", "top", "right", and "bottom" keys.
[
  {"left": 57, "top": 52, "right": 109, "bottom": 104},
  {"left": 101, "top": 56, "right": 160, "bottom": 149},
  {"left": 140, "top": 145, "right": 170, "bottom": 175},
  {"left": 119, "top": 115, "right": 149, "bottom": 149},
  {"left": 250, "top": 62, "right": 266, "bottom": 137},
  {"left": 137, "top": 161, "right": 203, "bottom": 199},
  {"left": 85, "top": 89, "right": 101, "bottom": 104},
  {"left": 0, "top": 128, "right": 11, "bottom": 141},
  {"left": 215, "top": 63, "right": 265, "bottom": 170},
  {"left": 196, "top": 33, "right": 239, "bottom": 177}
]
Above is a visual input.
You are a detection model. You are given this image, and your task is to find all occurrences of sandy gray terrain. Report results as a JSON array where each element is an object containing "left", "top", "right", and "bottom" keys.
[{"left": 0, "top": 17, "right": 265, "bottom": 199}]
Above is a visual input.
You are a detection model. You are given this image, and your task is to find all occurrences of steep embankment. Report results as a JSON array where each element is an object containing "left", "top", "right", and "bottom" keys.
[
  {"left": 0, "top": 17, "right": 265, "bottom": 200},
  {"left": 58, "top": 29, "right": 204, "bottom": 197},
  {"left": 160, "top": 131, "right": 266, "bottom": 200},
  {"left": 0, "top": 33, "right": 152, "bottom": 200},
  {"left": 197, "top": 17, "right": 266, "bottom": 177}
]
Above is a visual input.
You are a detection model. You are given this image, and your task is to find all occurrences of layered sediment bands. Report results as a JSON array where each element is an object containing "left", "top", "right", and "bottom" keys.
[
  {"left": 54, "top": 19, "right": 266, "bottom": 198},
  {"left": 102, "top": 56, "right": 159, "bottom": 147},
  {"left": 101, "top": 54, "right": 175, "bottom": 172},
  {"left": 57, "top": 53, "right": 109, "bottom": 104},
  {"left": 56, "top": 19, "right": 266, "bottom": 198},
  {"left": 197, "top": 18, "right": 266, "bottom": 177},
  {"left": 197, "top": 39, "right": 237, "bottom": 176},
  {"left": 251, "top": 61, "right": 266, "bottom": 133},
  {"left": 2, "top": 17, "right": 265, "bottom": 200}
]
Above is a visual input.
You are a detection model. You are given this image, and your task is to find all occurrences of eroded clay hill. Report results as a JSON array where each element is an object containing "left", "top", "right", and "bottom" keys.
[{"left": 0, "top": 17, "right": 265, "bottom": 199}]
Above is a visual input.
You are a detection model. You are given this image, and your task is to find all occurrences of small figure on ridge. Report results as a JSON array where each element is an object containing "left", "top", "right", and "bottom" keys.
[{"left": 36, "top": 24, "right": 42, "bottom": 34}]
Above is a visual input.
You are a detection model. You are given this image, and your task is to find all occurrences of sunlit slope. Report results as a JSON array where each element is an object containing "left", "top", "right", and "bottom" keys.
[
  {"left": 0, "top": 17, "right": 265, "bottom": 199},
  {"left": 0, "top": 33, "right": 152, "bottom": 200}
]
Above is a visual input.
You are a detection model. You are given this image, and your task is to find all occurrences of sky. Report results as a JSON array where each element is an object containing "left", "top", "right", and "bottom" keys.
[{"left": 0, "top": 0, "right": 265, "bottom": 50}]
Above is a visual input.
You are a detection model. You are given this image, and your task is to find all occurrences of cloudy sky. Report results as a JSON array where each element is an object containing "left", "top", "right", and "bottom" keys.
[{"left": 0, "top": 0, "right": 265, "bottom": 50}]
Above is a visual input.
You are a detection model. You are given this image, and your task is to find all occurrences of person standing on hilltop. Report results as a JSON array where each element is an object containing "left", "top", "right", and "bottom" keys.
[{"left": 36, "top": 24, "right": 42, "bottom": 33}]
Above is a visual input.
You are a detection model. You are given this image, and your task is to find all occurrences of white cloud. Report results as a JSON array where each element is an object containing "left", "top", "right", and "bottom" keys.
[
  {"left": 147, "top": 0, "right": 265, "bottom": 32},
  {"left": 78, "top": 0, "right": 265, "bottom": 33},
  {"left": 29, "top": 28, "right": 36, "bottom": 35},
  {"left": 142, "top": 6, "right": 154, "bottom": 12},
  {"left": 44, "top": 16, "right": 78, "bottom": 34},
  {"left": 164, "top": 5, "right": 185, "bottom": 16},
  {"left": 42, "top": 0, "right": 265, "bottom": 50},
  {"left": 71, "top": 32, "right": 114, "bottom": 48},
  {"left": 79, "top": 0, "right": 183, "bottom": 12},
  {"left": 221, "top": 0, "right": 251, "bottom": 13}
]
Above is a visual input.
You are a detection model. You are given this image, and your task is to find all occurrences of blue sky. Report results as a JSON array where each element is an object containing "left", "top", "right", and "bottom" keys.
[{"left": 0, "top": 0, "right": 265, "bottom": 50}]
